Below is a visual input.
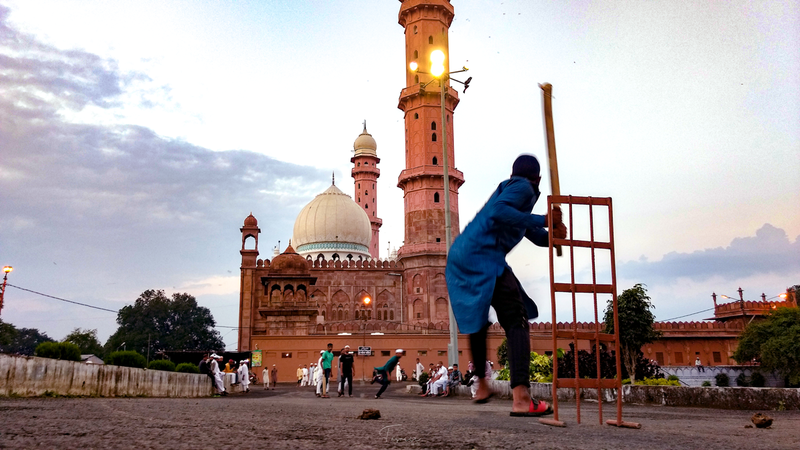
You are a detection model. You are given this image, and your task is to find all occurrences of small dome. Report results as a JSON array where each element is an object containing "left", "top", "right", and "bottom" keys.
[
  {"left": 243, "top": 213, "right": 258, "bottom": 227},
  {"left": 292, "top": 184, "right": 371, "bottom": 259},
  {"left": 353, "top": 124, "right": 377, "bottom": 157},
  {"left": 270, "top": 245, "right": 309, "bottom": 273}
]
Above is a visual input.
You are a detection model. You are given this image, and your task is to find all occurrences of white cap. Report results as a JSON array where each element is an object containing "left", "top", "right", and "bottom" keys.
[
  {"left": 395, "top": 349, "right": 404, "bottom": 353},
  {"left": 320, "top": 350, "right": 325, "bottom": 354}
]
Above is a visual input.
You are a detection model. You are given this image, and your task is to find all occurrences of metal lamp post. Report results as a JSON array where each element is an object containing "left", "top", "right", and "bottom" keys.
[
  {"left": 362, "top": 296, "right": 371, "bottom": 381},
  {"left": 411, "top": 51, "right": 471, "bottom": 368},
  {"left": 0, "top": 266, "right": 12, "bottom": 316}
]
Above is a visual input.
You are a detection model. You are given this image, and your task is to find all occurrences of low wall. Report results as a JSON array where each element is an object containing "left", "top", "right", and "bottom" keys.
[
  {"left": 660, "top": 365, "right": 784, "bottom": 387},
  {"left": 407, "top": 379, "right": 800, "bottom": 410},
  {"left": 0, "top": 354, "right": 214, "bottom": 398}
]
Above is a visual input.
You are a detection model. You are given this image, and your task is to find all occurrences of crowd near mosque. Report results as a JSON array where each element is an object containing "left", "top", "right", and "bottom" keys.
[{"left": 196, "top": 346, "right": 497, "bottom": 399}]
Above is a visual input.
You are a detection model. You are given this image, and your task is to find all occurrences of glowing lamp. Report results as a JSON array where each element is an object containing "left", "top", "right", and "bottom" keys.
[{"left": 430, "top": 50, "right": 445, "bottom": 77}]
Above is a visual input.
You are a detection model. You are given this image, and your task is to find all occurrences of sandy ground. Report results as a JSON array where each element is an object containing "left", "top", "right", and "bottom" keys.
[{"left": 1, "top": 381, "right": 798, "bottom": 449}]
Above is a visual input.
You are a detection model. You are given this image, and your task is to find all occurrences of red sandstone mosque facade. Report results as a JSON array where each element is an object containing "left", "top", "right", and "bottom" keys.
[{"left": 237, "top": 0, "right": 798, "bottom": 378}]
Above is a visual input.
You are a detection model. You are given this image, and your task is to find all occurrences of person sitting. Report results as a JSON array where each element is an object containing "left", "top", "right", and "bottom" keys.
[
  {"left": 446, "top": 364, "right": 463, "bottom": 396},
  {"left": 429, "top": 362, "right": 448, "bottom": 396}
]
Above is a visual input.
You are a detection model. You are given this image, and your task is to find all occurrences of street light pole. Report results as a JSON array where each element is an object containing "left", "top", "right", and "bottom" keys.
[{"left": 0, "top": 266, "right": 12, "bottom": 317}]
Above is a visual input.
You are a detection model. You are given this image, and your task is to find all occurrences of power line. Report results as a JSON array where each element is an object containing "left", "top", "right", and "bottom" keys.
[
  {"left": 660, "top": 307, "right": 715, "bottom": 322},
  {"left": 7, "top": 284, "right": 117, "bottom": 313}
]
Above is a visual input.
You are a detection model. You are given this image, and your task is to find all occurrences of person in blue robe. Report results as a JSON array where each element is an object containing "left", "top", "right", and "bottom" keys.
[{"left": 446, "top": 154, "right": 566, "bottom": 416}]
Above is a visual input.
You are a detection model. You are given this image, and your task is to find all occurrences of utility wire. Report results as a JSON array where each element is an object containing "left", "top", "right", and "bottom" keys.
[
  {"left": 660, "top": 307, "right": 715, "bottom": 322},
  {"left": 7, "top": 284, "right": 117, "bottom": 313}
]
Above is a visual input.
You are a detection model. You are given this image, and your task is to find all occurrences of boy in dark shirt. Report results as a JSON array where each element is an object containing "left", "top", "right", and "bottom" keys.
[
  {"left": 338, "top": 345, "right": 355, "bottom": 397},
  {"left": 374, "top": 349, "right": 404, "bottom": 399}
]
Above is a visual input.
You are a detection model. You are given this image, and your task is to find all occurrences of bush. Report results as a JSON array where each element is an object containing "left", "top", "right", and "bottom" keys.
[
  {"left": 496, "top": 367, "right": 510, "bottom": 381},
  {"left": 715, "top": 373, "right": 729, "bottom": 387},
  {"left": 176, "top": 362, "right": 200, "bottom": 374},
  {"left": 34, "top": 342, "right": 81, "bottom": 361},
  {"left": 667, "top": 375, "right": 680, "bottom": 382},
  {"left": 750, "top": 372, "right": 766, "bottom": 387},
  {"left": 736, "top": 372, "right": 749, "bottom": 387},
  {"left": 106, "top": 350, "right": 147, "bottom": 369},
  {"left": 701, "top": 381, "right": 712, "bottom": 387},
  {"left": 148, "top": 360, "right": 176, "bottom": 371},
  {"left": 417, "top": 372, "right": 429, "bottom": 387},
  {"left": 636, "top": 377, "right": 680, "bottom": 386}
]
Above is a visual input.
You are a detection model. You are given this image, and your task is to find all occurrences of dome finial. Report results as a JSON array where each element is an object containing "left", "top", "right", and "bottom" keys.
[
  {"left": 363, "top": 119, "right": 367, "bottom": 133},
  {"left": 332, "top": 171, "right": 335, "bottom": 185}
]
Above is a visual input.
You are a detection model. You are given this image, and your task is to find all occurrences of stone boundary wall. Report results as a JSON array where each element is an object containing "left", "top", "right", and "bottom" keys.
[
  {"left": 661, "top": 365, "right": 785, "bottom": 387},
  {"left": 407, "top": 379, "right": 800, "bottom": 410},
  {"left": 0, "top": 354, "right": 215, "bottom": 398}
]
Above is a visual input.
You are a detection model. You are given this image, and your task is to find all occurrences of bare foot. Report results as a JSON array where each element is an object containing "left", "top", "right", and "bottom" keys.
[
  {"left": 473, "top": 378, "right": 492, "bottom": 402},
  {"left": 511, "top": 385, "right": 532, "bottom": 413}
]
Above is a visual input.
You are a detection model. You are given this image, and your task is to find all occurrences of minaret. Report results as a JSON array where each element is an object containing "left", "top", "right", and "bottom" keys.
[
  {"left": 351, "top": 122, "right": 382, "bottom": 259},
  {"left": 397, "top": 0, "right": 464, "bottom": 257}
]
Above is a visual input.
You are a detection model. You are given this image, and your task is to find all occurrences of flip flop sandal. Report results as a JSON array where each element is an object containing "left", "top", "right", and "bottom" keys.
[
  {"left": 473, "top": 392, "right": 495, "bottom": 404},
  {"left": 510, "top": 399, "right": 553, "bottom": 417}
]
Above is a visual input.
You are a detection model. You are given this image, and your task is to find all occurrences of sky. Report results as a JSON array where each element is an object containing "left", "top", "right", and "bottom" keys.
[{"left": 1, "top": 0, "right": 798, "bottom": 351}]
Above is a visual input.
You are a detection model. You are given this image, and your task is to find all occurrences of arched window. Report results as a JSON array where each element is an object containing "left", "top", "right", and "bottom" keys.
[
  {"left": 338, "top": 310, "right": 343, "bottom": 321},
  {"left": 415, "top": 75, "right": 419, "bottom": 84},
  {"left": 347, "top": 254, "right": 353, "bottom": 261},
  {"left": 432, "top": 156, "right": 438, "bottom": 165},
  {"left": 365, "top": 190, "right": 368, "bottom": 195},
  {"left": 432, "top": 133, "right": 437, "bottom": 142},
  {"left": 431, "top": 121, "right": 436, "bottom": 130},
  {"left": 434, "top": 192, "right": 440, "bottom": 203},
  {"left": 332, "top": 253, "right": 340, "bottom": 261},
  {"left": 365, "top": 204, "right": 368, "bottom": 209},
  {"left": 428, "top": 36, "right": 433, "bottom": 44},
  {"left": 413, "top": 25, "right": 417, "bottom": 34},
  {"left": 414, "top": 50, "right": 418, "bottom": 58},
  {"left": 389, "top": 310, "right": 394, "bottom": 321},
  {"left": 414, "top": 112, "right": 419, "bottom": 119}
]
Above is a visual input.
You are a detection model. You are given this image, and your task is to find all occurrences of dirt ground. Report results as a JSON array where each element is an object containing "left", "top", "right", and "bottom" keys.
[{"left": 1, "top": 381, "right": 798, "bottom": 449}]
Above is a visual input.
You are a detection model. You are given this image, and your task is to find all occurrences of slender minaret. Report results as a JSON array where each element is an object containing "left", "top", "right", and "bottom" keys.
[
  {"left": 397, "top": 0, "right": 464, "bottom": 256},
  {"left": 351, "top": 122, "right": 382, "bottom": 259}
]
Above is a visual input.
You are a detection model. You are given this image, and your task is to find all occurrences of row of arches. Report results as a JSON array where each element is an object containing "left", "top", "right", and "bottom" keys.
[{"left": 265, "top": 283, "right": 309, "bottom": 303}]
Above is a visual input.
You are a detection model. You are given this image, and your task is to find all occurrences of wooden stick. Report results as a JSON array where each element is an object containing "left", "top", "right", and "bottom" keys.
[{"left": 540, "top": 82, "right": 563, "bottom": 257}]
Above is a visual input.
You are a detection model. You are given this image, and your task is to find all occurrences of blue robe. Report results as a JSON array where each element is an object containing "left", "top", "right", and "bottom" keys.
[{"left": 446, "top": 176, "right": 549, "bottom": 334}]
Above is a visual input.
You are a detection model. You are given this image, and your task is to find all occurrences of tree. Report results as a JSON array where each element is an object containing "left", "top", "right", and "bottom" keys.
[
  {"left": 63, "top": 328, "right": 104, "bottom": 358},
  {"left": 603, "top": 284, "right": 661, "bottom": 383},
  {"left": 104, "top": 289, "right": 224, "bottom": 357},
  {"left": 733, "top": 307, "right": 800, "bottom": 386},
  {"left": 0, "top": 320, "right": 55, "bottom": 355}
]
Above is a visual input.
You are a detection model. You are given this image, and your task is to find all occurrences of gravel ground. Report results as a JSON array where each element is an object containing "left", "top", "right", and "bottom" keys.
[{"left": 1, "top": 381, "right": 798, "bottom": 449}]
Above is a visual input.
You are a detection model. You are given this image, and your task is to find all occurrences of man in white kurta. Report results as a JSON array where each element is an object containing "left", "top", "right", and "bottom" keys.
[
  {"left": 415, "top": 359, "right": 424, "bottom": 381},
  {"left": 431, "top": 363, "right": 448, "bottom": 395},
  {"left": 396, "top": 364, "right": 402, "bottom": 382},
  {"left": 210, "top": 354, "right": 226, "bottom": 396},
  {"left": 315, "top": 351, "right": 325, "bottom": 396},
  {"left": 301, "top": 365, "right": 309, "bottom": 386},
  {"left": 262, "top": 366, "right": 270, "bottom": 390},
  {"left": 238, "top": 360, "right": 250, "bottom": 393}
]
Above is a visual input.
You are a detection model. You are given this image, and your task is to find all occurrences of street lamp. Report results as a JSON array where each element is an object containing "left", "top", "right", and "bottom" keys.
[
  {"left": 362, "top": 295, "right": 371, "bottom": 381},
  {"left": 410, "top": 51, "right": 471, "bottom": 368},
  {"left": 0, "top": 266, "right": 12, "bottom": 316}
]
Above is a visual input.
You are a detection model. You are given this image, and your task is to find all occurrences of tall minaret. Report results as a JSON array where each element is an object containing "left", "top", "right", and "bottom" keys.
[
  {"left": 397, "top": 0, "right": 464, "bottom": 257},
  {"left": 351, "top": 122, "right": 382, "bottom": 259}
]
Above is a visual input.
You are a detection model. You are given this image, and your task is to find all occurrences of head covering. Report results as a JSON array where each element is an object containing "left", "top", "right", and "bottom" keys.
[
  {"left": 320, "top": 350, "right": 325, "bottom": 354},
  {"left": 448, "top": 366, "right": 453, "bottom": 370},
  {"left": 210, "top": 354, "right": 219, "bottom": 359},
  {"left": 395, "top": 349, "right": 403, "bottom": 354},
  {"left": 511, "top": 154, "right": 540, "bottom": 181},
  {"left": 344, "top": 345, "right": 350, "bottom": 349}
]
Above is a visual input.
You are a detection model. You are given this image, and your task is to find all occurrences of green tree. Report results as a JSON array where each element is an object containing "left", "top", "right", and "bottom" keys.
[
  {"left": 104, "top": 290, "right": 224, "bottom": 357},
  {"left": 63, "top": 328, "right": 104, "bottom": 358},
  {"left": 733, "top": 307, "right": 800, "bottom": 385},
  {"left": 0, "top": 320, "right": 55, "bottom": 355},
  {"left": 497, "top": 338, "right": 508, "bottom": 367},
  {"left": 603, "top": 283, "right": 661, "bottom": 383}
]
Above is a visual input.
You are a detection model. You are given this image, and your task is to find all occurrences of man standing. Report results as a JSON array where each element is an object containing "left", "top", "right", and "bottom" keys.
[
  {"left": 320, "top": 343, "right": 334, "bottom": 398},
  {"left": 446, "top": 154, "right": 565, "bottom": 417},
  {"left": 296, "top": 364, "right": 303, "bottom": 387},
  {"left": 301, "top": 364, "right": 309, "bottom": 386},
  {"left": 210, "top": 354, "right": 227, "bottom": 396},
  {"left": 415, "top": 358, "right": 424, "bottom": 382},
  {"left": 374, "top": 349, "right": 404, "bottom": 399},
  {"left": 338, "top": 345, "right": 355, "bottom": 397},
  {"left": 262, "top": 365, "right": 270, "bottom": 390},
  {"left": 270, "top": 364, "right": 278, "bottom": 389},
  {"left": 238, "top": 360, "right": 250, "bottom": 393}
]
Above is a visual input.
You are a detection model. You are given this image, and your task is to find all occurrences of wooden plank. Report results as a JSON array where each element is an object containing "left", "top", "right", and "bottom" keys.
[
  {"left": 556, "top": 378, "right": 618, "bottom": 389},
  {"left": 555, "top": 330, "right": 616, "bottom": 342},
  {"left": 553, "top": 283, "right": 614, "bottom": 294}
]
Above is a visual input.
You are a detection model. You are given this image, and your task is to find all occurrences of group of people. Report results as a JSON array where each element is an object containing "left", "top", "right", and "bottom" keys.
[
  {"left": 295, "top": 343, "right": 337, "bottom": 398},
  {"left": 198, "top": 353, "right": 252, "bottom": 396}
]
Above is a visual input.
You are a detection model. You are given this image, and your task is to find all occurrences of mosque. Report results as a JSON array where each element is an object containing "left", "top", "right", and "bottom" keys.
[{"left": 236, "top": 0, "right": 797, "bottom": 379}]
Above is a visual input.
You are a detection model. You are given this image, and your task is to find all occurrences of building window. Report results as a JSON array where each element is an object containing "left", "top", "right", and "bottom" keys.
[
  {"left": 414, "top": 112, "right": 419, "bottom": 119},
  {"left": 655, "top": 352, "right": 664, "bottom": 365},
  {"left": 431, "top": 121, "right": 436, "bottom": 130},
  {"left": 713, "top": 352, "right": 722, "bottom": 363},
  {"left": 365, "top": 204, "right": 368, "bottom": 209},
  {"left": 674, "top": 352, "right": 684, "bottom": 364},
  {"left": 438, "top": 350, "right": 446, "bottom": 356},
  {"left": 415, "top": 75, "right": 419, "bottom": 84},
  {"left": 434, "top": 192, "right": 440, "bottom": 203},
  {"left": 381, "top": 351, "right": 390, "bottom": 357},
  {"left": 418, "top": 350, "right": 427, "bottom": 356},
  {"left": 436, "top": 238, "right": 441, "bottom": 242},
  {"left": 281, "top": 352, "right": 292, "bottom": 358},
  {"left": 414, "top": 25, "right": 417, "bottom": 34},
  {"left": 358, "top": 183, "right": 360, "bottom": 188},
  {"left": 332, "top": 253, "right": 340, "bottom": 261},
  {"left": 365, "top": 190, "right": 368, "bottom": 195},
  {"left": 414, "top": 50, "right": 418, "bottom": 58},
  {"left": 428, "top": 36, "right": 433, "bottom": 44},
  {"left": 432, "top": 133, "right": 437, "bottom": 142},
  {"left": 389, "top": 310, "right": 394, "bottom": 320},
  {"left": 432, "top": 156, "right": 438, "bottom": 165}
]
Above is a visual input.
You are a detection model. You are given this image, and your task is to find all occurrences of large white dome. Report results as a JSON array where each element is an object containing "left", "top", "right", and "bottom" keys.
[{"left": 292, "top": 183, "right": 372, "bottom": 260}]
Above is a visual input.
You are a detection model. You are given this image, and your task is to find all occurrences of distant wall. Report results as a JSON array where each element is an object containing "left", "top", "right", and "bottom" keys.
[
  {"left": 660, "top": 365, "right": 784, "bottom": 387},
  {"left": 0, "top": 354, "right": 214, "bottom": 397}
]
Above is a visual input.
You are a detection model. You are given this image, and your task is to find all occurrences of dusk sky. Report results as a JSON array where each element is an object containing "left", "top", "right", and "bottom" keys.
[{"left": 1, "top": 0, "right": 798, "bottom": 351}]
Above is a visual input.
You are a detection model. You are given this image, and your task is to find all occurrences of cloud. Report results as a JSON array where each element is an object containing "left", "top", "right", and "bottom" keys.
[
  {"left": 618, "top": 224, "right": 800, "bottom": 283},
  {"left": 0, "top": 6, "right": 328, "bottom": 343}
]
